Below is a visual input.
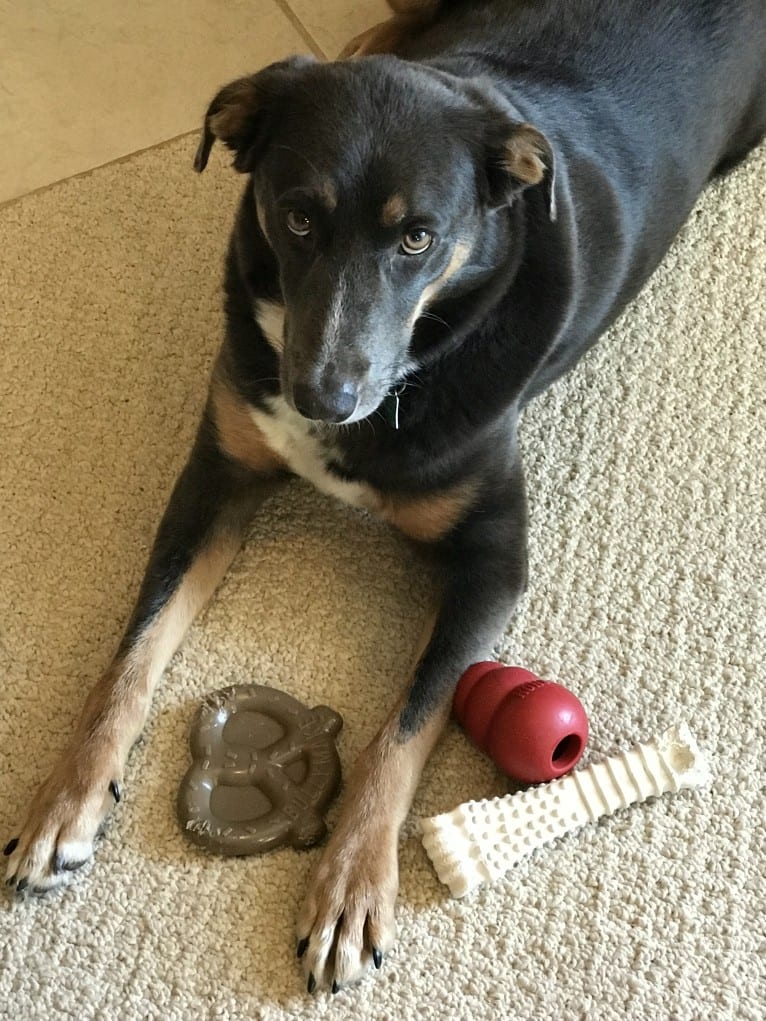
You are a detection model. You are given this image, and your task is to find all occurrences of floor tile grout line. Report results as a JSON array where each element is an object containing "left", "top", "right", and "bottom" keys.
[
  {"left": 0, "top": 0, "right": 332, "bottom": 213},
  {"left": 272, "top": 0, "right": 330, "bottom": 60},
  {"left": 0, "top": 129, "right": 203, "bottom": 213}
]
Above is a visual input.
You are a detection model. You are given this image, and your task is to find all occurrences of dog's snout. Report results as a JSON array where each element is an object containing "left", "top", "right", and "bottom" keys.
[{"left": 292, "top": 380, "right": 358, "bottom": 423}]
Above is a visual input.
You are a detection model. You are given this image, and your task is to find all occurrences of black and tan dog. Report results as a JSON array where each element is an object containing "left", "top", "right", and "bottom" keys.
[{"left": 5, "top": 0, "right": 765, "bottom": 994}]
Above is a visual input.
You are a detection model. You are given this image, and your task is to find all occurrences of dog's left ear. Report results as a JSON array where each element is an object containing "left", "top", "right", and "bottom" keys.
[
  {"left": 487, "top": 122, "right": 556, "bottom": 220},
  {"left": 194, "top": 55, "right": 316, "bottom": 173}
]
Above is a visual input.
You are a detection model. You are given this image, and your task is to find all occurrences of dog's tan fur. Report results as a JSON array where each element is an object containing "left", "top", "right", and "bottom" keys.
[
  {"left": 211, "top": 371, "right": 286, "bottom": 472},
  {"left": 501, "top": 124, "right": 551, "bottom": 186},
  {"left": 376, "top": 480, "right": 479, "bottom": 542},
  {"left": 409, "top": 239, "right": 472, "bottom": 327},
  {"left": 380, "top": 192, "right": 408, "bottom": 226},
  {"left": 339, "top": 0, "right": 440, "bottom": 59},
  {"left": 4, "top": 530, "right": 247, "bottom": 887},
  {"left": 297, "top": 672, "right": 450, "bottom": 986}
]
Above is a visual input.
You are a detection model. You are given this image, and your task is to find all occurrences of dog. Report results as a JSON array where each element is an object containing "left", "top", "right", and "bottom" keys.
[{"left": 5, "top": 0, "right": 765, "bottom": 995}]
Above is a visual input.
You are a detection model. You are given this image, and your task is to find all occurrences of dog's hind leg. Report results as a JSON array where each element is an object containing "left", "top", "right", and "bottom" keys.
[
  {"left": 4, "top": 381, "right": 285, "bottom": 893},
  {"left": 297, "top": 453, "right": 529, "bottom": 992}
]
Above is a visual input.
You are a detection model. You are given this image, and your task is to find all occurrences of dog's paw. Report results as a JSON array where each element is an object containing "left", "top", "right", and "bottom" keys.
[
  {"left": 4, "top": 747, "right": 122, "bottom": 895},
  {"left": 297, "top": 825, "right": 399, "bottom": 993}
]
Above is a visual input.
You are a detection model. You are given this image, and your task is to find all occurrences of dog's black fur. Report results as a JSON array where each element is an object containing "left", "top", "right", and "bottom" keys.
[
  {"left": 6, "top": 0, "right": 765, "bottom": 994},
  {"left": 192, "top": 0, "right": 765, "bottom": 730}
]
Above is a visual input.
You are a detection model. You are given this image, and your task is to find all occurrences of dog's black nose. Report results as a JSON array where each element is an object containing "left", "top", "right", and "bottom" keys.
[{"left": 292, "top": 381, "right": 358, "bottom": 423}]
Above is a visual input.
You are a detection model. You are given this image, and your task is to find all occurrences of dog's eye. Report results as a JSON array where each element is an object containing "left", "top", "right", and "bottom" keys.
[
  {"left": 286, "top": 209, "right": 312, "bottom": 237},
  {"left": 400, "top": 228, "right": 433, "bottom": 256}
]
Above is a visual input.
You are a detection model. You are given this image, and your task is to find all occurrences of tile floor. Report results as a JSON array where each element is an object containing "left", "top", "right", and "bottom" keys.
[{"left": 0, "top": 0, "right": 390, "bottom": 204}]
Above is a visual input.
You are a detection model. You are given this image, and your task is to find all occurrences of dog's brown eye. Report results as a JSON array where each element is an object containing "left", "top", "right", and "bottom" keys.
[
  {"left": 286, "top": 209, "right": 312, "bottom": 237},
  {"left": 401, "top": 228, "right": 433, "bottom": 255}
]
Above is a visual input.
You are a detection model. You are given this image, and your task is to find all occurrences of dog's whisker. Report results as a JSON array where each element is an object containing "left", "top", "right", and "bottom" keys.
[{"left": 419, "top": 310, "right": 456, "bottom": 339}]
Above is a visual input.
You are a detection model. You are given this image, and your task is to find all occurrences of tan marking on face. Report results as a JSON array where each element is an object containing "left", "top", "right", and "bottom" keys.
[
  {"left": 255, "top": 300, "right": 286, "bottom": 354},
  {"left": 376, "top": 479, "right": 479, "bottom": 542},
  {"left": 502, "top": 124, "right": 548, "bottom": 185},
  {"left": 255, "top": 198, "right": 271, "bottom": 245},
  {"left": 319, "top": 178, "right": 338, "bottom": 211},
  {"left": 410, "top": 239, "right": 472, "bottom": 325},
  {"left": 210, "top": 373, "right": 285, "bottom": 473},
  {"left": 381, "top": 193, "right": 408, "bottom": 226}
]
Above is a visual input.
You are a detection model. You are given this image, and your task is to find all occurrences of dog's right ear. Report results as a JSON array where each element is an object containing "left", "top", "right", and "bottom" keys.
[{"left": 194, "top": 55, "right": 316, "bottom": 173}]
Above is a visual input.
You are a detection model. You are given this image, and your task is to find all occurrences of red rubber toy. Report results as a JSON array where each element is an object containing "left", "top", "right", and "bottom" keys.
[{"left": 453, "top": 662, "right": 589, "bottom": 783}]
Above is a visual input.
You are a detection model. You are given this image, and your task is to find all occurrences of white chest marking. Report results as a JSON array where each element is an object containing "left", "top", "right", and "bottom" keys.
[
  {"left": 250, "top": 397, "right": 374, "bottom": 509},
  {"left": 252, "top": 299, "right": 377, "bottom": 508}
]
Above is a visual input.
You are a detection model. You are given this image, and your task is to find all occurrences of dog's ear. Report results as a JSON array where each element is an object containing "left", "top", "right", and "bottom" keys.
[
  {"left": 194, "top": 55, "right": 316, "bottom": 173},
  {"left": 486, "top": 122, "right": 556, "bottom": 220}
]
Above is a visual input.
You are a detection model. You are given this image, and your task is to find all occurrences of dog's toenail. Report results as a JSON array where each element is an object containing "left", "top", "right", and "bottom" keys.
[
  {"left": 5, "top": 876, "right": 17, "bottom": 888},
  {"left": 16, "top": 878, "right": 28, "bottom": 893},
  {"left": 296, "top": 937, "right": 309, "bottom": 959},
  {"left": 307, "top": 973, "right": 316, "bottom": 994},
  {"left": 109, "top": 781, "right": 121, "bottom": 803},
  {"left": 332, "top": 980, "right": 339, "bottom": 994},
  {"left": 63, "top": 859, "right": 87, "bottom": 872},
  {"left": 373, "top": 947, "right": 383, "bottom": 969},
  {"left": 3, "top": 838, "right": 19, "bottom": 856},
  {"left": 54, "top": 852, "right": 86, "bottom": 874}
]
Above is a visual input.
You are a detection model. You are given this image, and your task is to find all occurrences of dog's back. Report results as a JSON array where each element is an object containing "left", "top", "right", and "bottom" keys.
[
  {"left": 401, "top": 0, "right": 766, "bottom": 389},
  {"left": 415, "top": 0, "right": 765, "bottom": 203}
]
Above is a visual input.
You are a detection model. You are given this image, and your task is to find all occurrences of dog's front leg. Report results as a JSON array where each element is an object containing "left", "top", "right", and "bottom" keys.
[
  {"left": 298, "top": 468, "right": 528, "bottom": 992},
  {"left": 4, "top": 395, "right": 284, "bottom": 893}
]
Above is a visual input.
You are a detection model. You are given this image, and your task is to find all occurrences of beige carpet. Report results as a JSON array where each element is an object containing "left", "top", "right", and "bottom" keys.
[{"left": 0, "top": 132, "right": 763, "bottom": 1020}]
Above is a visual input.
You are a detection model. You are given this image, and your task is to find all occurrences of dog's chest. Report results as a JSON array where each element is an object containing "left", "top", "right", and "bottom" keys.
[
  {"left": 250, "top": 397, "right": 373, "bottom": 508},
  {"left": 251, "top": 299, "right": 376, "bottom": 508}
]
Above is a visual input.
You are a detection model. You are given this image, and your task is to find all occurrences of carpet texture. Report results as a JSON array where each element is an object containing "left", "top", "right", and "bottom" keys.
[{"left": 0, "top": 134, "right": 763, "bottom": 1021}]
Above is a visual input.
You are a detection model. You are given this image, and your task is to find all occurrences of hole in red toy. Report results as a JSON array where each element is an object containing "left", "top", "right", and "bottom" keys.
[{"left": 551, "top": 734, "right": 582, "bottom": 769}]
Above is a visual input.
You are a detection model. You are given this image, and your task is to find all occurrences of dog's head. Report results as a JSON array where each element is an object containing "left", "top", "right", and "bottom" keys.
[{"left": 196, "top": 56, "right": 554, "bottom": 424}]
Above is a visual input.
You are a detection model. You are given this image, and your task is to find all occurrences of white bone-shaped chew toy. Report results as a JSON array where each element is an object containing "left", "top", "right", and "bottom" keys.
[{"left": 419, "top": 723, "right": 712, "bottom": 897}]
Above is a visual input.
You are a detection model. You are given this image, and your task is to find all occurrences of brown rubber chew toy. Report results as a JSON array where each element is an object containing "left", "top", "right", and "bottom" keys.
[{"left": 177, "top": 684, "right": 343, "bottom": 855}]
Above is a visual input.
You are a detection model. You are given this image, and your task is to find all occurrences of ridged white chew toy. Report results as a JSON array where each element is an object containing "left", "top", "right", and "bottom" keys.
[{"left": 420, "top": 723, "right": 711, "bottom": 897}]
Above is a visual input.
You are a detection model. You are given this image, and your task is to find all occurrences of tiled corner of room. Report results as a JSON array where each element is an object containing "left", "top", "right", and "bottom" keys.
[{"left": 0, "top": 0, "right": 388, "bottom": 205}]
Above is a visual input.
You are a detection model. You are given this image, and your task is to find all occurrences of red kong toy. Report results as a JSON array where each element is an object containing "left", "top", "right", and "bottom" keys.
[{"left": 453, "top": 662, "right": 589, "bottom": 783}]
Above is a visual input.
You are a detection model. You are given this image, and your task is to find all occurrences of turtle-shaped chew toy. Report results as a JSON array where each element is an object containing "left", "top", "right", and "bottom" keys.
[{"left": 178, "top": 684, "right": 343, "bottom": 855}]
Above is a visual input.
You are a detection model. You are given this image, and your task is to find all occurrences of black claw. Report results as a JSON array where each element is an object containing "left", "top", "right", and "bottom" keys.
[
  {"left": 109, "top": 781, "right": 121, "bottom": 803},
  {"left": 3, "top": 837, "right": 19, "bottom": 856},
  {"left": 54, "top": 853, "right": 87, "bottom": 875},
  {"left": 373, "top": 947, "right": 383, "bottom": 970},
  {"left": 332, "top": 981, "right": 339, "bottom": 995},
  {"left": 307, "top": 973, "right": 316, "bottom": 995},
  {"left": 296, "top": 937, "right": 309, "bottom": 959},
  {"left": 63, "top": 859, "right": 88, "bottom": 872},
  {"left": 16, "top": 878, "right": 28, "bottom": 893},
  {"left": 5, "top": 876, "right": 17, "bottom": 888}
]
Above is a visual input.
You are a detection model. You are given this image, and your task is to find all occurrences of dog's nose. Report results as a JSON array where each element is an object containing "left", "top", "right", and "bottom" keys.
[{"left": 292, "top": 380, "right": 358, "bottom": 423}]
